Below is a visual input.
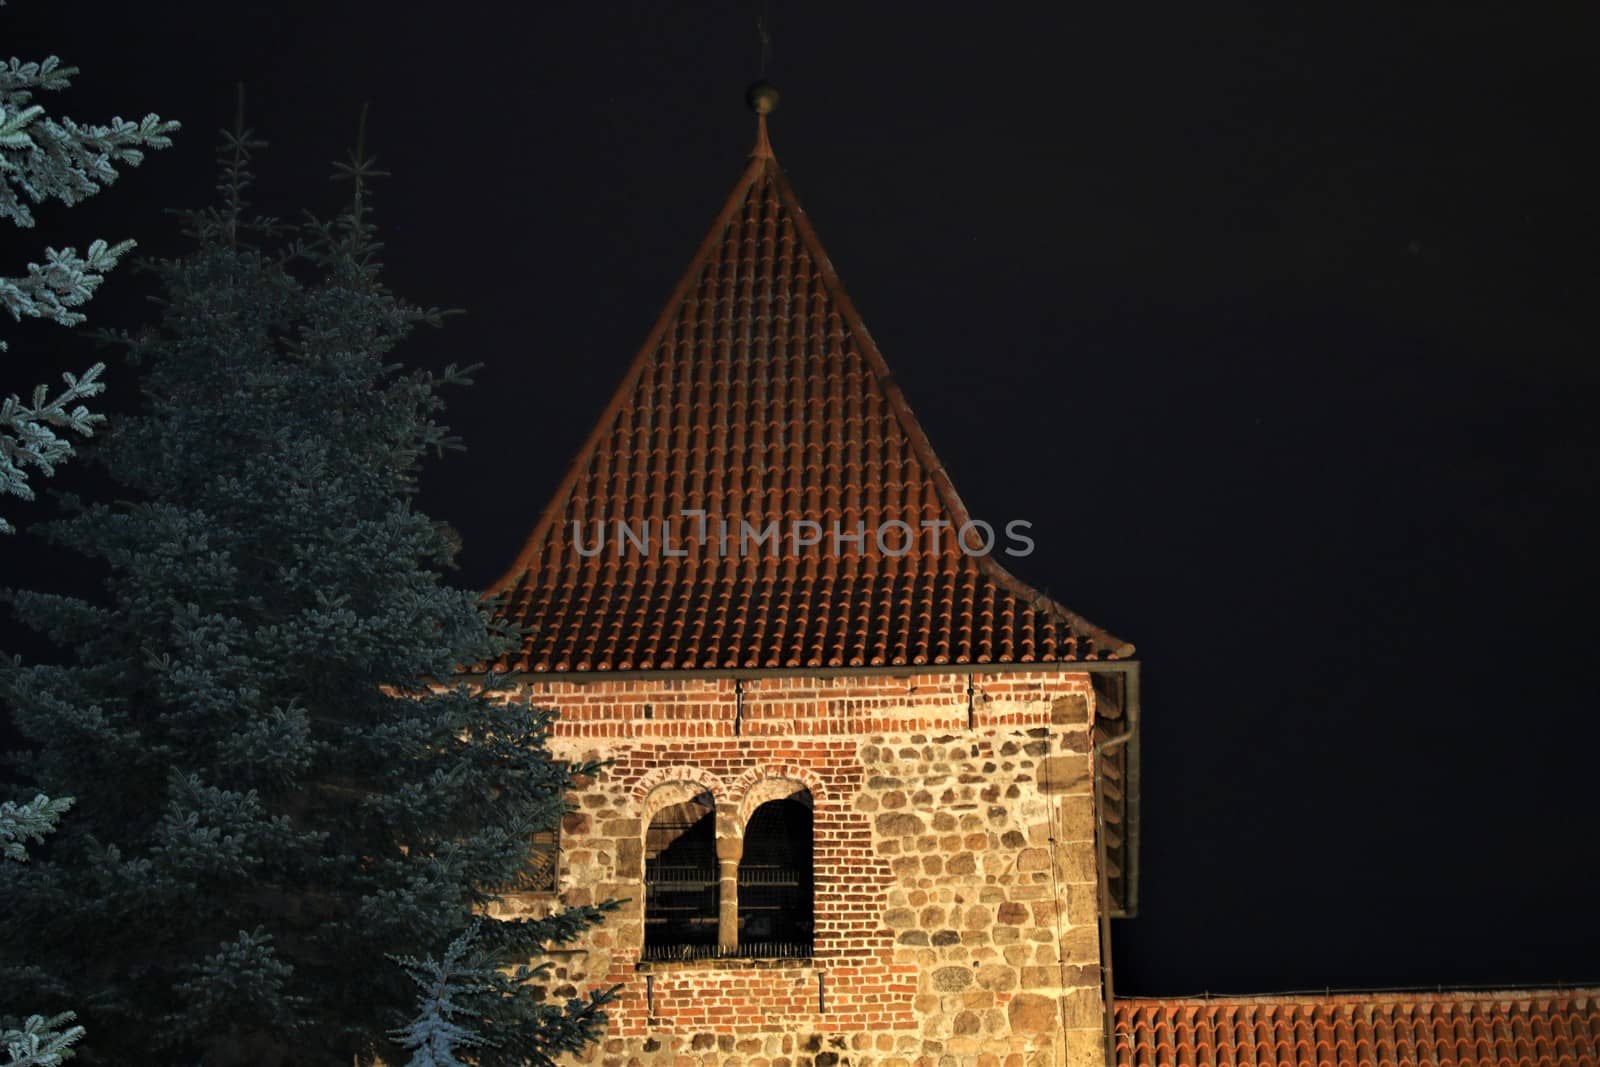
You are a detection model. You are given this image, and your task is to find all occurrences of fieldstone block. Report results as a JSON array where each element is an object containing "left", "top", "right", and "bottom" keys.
[
  {"left": 946, "top": 852, "right": 977, "bottom": 875},
  {"left": 1062, "top": 986, "right": 1102, "bottom": 1028},
  {"left": 1038, "top": 755, "right": 1089, "bottom": 795},
  {"left": 1060, "top": 796, "right": 1095, "bottom": 840},
  {"left": 1057, "top": 849, "right": 1094, "bottom": 882},
  {"left": 1016, "top": 847, "right": 1051, "bottom": 872},
  {"left": 1062, "top": 964, "right": 1100, "bottom": 987},
  {"left": 1007, "top": 992, "right": 1058, "bottom": 1035},
  {"left": 876, "top": 812, "right": 926, "bottom": 836},
  {"left": 975, "top": 962, "right": 1016, "bottom": 992},
  {"left": 1020, "top": 966, "right": 1058, "bottom": 989},
  {"left": 1066, "top": 1029, "right": 1106, "bottom": 1067},
  {"left": 599, "top": 818, "right": 641, "bottom": 838},
  {"left": 1067, "top": 883, "right": 1096, "bottom": 924},
  {"left": 931, "top": 966, "right": 974, "bottom": 991},
  {"left": 1051, "top": 694, "right": 1088, "bottom": 724},
  {"left": 1061, "top": 925, "right": 1099, "bottom": 963}
]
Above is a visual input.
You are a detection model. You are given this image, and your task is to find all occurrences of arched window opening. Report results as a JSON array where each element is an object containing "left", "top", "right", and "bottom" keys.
[
  {"left": 737, "top": 792, "right": 813, "bottom": 958},
  {"left": 643, "top": 791, "right": 717, "bottom": 958}
]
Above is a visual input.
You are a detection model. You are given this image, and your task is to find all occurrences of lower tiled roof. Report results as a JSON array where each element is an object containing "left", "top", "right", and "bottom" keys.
[{"left": 1115, "top": 991, "right": 1600, "bottom": 1067}]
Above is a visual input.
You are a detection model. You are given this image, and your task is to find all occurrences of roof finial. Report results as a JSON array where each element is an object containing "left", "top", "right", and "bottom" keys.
[{"left": 746, "top": 80, "right": 779, "bottom": 159}]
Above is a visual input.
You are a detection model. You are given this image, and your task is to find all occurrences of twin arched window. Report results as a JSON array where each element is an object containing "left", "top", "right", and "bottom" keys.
[{"left": 643, "top": 785, "right": 813, "bottom": 960}]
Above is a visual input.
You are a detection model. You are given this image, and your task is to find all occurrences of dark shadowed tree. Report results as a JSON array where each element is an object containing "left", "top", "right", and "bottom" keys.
[{"left": 0, "top": 117, "right": 614, "bottom": 1066}]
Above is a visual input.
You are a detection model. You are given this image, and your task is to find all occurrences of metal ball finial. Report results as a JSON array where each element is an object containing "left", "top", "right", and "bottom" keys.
[{"left": 746, "top": 80, "right": 780, "bottom": 115}]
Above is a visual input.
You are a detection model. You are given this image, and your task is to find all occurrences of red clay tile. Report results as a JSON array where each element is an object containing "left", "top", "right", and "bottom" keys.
[
  {"left": 1115, "top": 991, "right": 1600, "bottom": 1067},
  {"left": 485, "top": 117, "right": 1131, "bottom": 673}
]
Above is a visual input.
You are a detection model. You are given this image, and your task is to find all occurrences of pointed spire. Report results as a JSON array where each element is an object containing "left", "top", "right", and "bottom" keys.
[{"left": 486, "top": 101, "right": 1133, "bottom": 672}]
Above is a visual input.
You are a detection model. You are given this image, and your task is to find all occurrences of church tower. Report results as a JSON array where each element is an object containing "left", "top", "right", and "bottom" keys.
[{"left": 483, "top": 89, "right": 1140, "bottom": 1067}]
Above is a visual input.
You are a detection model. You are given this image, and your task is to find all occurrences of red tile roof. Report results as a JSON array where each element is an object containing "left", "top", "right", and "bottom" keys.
[
  {"left": 486, "top": 115, "right": 1132, "bottom": 673},
  {"left": 1115, "top": 991, "right": 1600, "bottom": 1067}
]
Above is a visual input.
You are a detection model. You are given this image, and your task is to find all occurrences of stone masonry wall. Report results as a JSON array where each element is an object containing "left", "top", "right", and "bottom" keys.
[{"left": 492, "top": 671, "right": 1108, "bottom": 1067}]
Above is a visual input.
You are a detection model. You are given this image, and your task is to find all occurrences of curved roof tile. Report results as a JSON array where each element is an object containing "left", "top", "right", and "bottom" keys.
[{"left": 1115, "top": 991, "right": 1600, "bottom": 1067}]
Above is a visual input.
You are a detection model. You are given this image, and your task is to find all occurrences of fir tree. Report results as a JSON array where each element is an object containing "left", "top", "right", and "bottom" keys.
[
  {"left": 0, "top": 115, "right": 614, "bottom": 1065},
  {"left": 0, "top": 19, "right": 178, "bottom": 531}
]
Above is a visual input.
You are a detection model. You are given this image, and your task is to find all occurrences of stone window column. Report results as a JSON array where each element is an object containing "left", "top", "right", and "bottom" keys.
[{"left": 715, "top": 830, "right": 743, "bottom": 949}]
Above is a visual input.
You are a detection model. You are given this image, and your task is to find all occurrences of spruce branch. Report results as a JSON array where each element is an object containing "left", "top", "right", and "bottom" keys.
[
  {"left": 390, "top": 926, "right": 497, "bottom": 1067},
  {"left": 0, "top": 793, "right": 73, "bottom": 862},
  {"left": 1, "top": 42, "right": 177, "bottom": 528},
  {"left": 1, "top": 795, "right": 83, "bottom": 1064},
  {"left": 1, "top": 1012, "right": 84, "bottom": 1067}
]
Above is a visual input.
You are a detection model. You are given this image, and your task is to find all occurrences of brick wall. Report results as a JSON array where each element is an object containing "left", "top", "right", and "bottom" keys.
[{"left": 492, "top": 670, "right": 1108, "bottom": 1067}]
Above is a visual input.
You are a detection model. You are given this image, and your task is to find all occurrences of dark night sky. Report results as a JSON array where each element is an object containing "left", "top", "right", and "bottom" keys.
[{"left": 4, "top": 2, "right": 1596, "bottom": 995}]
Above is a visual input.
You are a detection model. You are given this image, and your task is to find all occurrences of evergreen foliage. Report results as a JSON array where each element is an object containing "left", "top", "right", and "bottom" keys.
[
  {"left": 1, "top": 1010, "right": 83, "bottom": 1067},
  {"left": 392, "top": 926, "right": 494, "bottom": 1066},
  {"left": 0, "top": 115, "right": 615, "bottom": 1065},
  {"left": 0, "top": 795, "right": 83, "bottom": 1066},
  {"left": 0, "top": 28, "right": 178, "bottom": 531},
  {"left": 0, "top": 792, "right": 70, "bottom": 862}
]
